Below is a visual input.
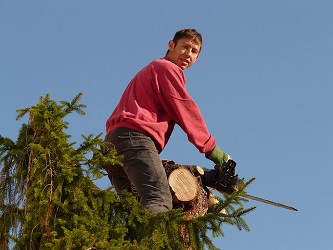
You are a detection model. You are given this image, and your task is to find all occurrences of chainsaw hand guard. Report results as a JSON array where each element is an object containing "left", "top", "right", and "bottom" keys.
[{"left": 202, "top": 160, "right": 239, "bottom": 194}]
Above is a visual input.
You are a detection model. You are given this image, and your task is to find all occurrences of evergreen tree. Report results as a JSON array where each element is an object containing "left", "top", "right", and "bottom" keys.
[{"left": 0, "top": 93, "right": 255, "bottom": 250}]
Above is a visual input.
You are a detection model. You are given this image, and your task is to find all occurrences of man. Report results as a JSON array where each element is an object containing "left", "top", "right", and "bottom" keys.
[{"left": 105, "top": 29, "right": 233, "bottom": 213}]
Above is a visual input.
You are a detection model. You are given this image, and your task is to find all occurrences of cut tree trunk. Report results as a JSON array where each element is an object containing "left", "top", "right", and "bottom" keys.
[
  {"left": 163, "top": 160, "right": 216, "bottom": 250},
  {"left": 162, "top": 160, "right": 211, "bottom": 220}
]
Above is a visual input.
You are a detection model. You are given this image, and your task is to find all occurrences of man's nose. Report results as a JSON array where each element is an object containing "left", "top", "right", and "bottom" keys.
[{"left": 184, "top": 49, "right": 192, "bottom": 57}]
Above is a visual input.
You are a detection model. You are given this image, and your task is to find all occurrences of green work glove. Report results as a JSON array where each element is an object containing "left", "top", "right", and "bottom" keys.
[{"left": 207, "top": 145, "right": 230, "bottom": 166}]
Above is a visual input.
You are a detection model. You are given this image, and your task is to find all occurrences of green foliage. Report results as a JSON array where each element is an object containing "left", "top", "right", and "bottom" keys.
[{"left": 0, "top": 93, "right": 254, "bottom": 250}]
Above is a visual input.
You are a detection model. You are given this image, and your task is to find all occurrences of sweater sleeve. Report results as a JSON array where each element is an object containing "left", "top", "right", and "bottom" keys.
[{"left": 155, "top": 63, "right": 216, "bottom": 154}]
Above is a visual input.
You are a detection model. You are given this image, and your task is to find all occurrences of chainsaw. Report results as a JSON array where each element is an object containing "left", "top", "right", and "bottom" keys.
[{"left": 208, "top": 160, "right": 298, "bottom": 212}]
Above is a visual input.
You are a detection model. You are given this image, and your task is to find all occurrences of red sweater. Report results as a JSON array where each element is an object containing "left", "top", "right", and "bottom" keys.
[{"left": 106, "top": 57, "right": 216, "bottom": 154}]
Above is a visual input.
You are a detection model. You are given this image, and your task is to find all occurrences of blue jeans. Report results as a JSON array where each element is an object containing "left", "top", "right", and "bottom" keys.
[{"left": 105, "top": 127, "right": 173, "bottom": 213}]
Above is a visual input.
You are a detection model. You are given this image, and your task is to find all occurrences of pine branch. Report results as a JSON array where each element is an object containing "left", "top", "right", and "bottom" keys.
[{"left": 60, "top": 92, "right": 86, "bottom": 116}]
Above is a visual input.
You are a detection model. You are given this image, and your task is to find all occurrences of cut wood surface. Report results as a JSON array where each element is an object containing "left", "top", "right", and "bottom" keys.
[{"left": 168, "top": 167, "right": 198, "bottom": 202}]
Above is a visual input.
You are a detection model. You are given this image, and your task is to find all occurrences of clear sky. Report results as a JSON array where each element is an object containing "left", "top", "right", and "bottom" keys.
[{"left": 1, "top": 1, "right": 332, "bottom": 249}]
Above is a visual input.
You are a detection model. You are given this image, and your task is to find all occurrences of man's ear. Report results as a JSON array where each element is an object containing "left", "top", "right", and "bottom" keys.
[{"left": 168, "top": 40, "right": 175, "bottom": 51}]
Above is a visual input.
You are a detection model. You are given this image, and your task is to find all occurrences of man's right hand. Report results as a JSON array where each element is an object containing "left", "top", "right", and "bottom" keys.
[{"left": 207, "top": 145, "right": 231, "bottom": 166}]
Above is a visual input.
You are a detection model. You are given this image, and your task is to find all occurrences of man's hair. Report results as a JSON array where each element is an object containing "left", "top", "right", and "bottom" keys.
[
  {"left": 173, "top": 29, "right": 202, "bottom": 46},
  {"left": 166, "top": 28, "right": 202, "bottom": 55}
]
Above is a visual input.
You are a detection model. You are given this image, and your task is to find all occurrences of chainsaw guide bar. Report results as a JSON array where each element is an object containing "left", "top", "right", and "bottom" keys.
[
  {"left": 241, "top": 194, "right": 298, "bottom": 211},
  {"left": 216, "top": 189, "right": 298, "bottom": 211}
]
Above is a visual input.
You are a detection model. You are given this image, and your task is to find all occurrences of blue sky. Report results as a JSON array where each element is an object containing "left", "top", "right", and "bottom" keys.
[{"left": 1, "top": 1, "right": 332, "bottom": 249}]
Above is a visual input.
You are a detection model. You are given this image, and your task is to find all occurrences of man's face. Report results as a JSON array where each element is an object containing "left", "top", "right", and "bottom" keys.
[{"left": 167, "top": 37, "right": 201, "bottom": 70}]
